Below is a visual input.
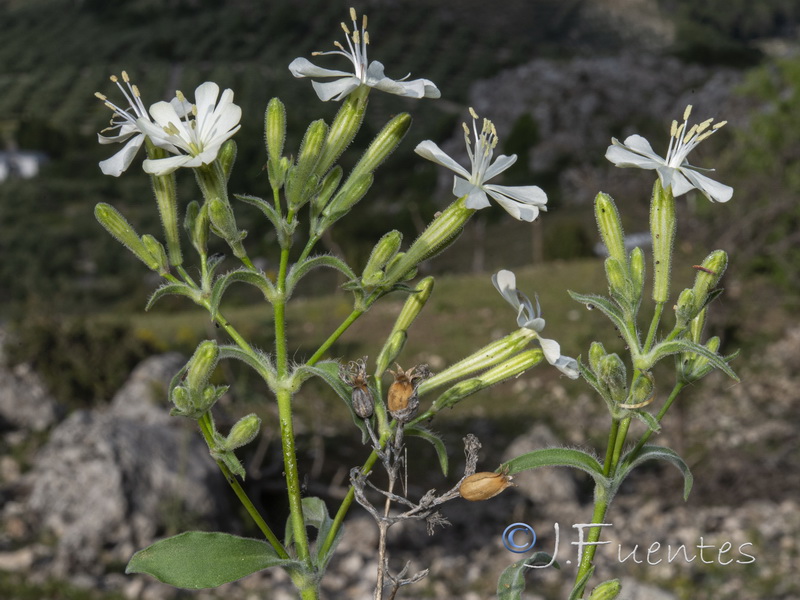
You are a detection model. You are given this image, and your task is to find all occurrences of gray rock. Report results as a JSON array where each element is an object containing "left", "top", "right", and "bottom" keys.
[
  {"left": 0, "top": 359, "right": 59, "bottom": 433},
  {"left": 25, "top": 354, "right": 227, "bottom": 578}
]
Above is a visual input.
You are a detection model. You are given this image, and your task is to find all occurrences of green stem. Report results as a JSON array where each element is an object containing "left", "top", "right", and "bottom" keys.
[
  {"left": 611, "top": 417, "right": 631, "bottom": 469},
  {"left": 573, "top": 488, "right": 610, "bottom": 597},
  {"left": 306, "top": 308, "right": 365, "bottom": 367},
  {"left": 624, "top": 380, "right": 686, "bottom": 467},
  {"left": 643, "top": 301, "right": 664, "bottom": 353},
  {"left": 273, "top": 244, "right": 311, "bottom": 563},
  {"left": 602, "top": 420, "right": 620, "bottom": 478},
  {"left": 197, "top": 414, "right": 288, "bottom": 558}
]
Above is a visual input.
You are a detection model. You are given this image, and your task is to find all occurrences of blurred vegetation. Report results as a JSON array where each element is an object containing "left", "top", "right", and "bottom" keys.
[{"left": 1, "top": 0, "right": 799, "bottom": 406}]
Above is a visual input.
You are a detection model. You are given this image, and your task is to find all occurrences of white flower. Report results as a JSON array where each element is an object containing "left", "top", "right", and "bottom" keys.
[
  {"left": 605, "top": 105, "right": 733, "bottom": 203},
  {"left": 95, "top": 71, "right": 167, "bottom": 177},
  {"left": 415, "top": 109, "right": 548, "bottom": 222},
  {"left": 288, "top": 8, "right": 440, "bottom": 102},
  {"left": 492, "top": 269, "right": 579, "bottom": 379},
  {"left": 137, "top": 82, "right": 241, "bottom": 176}
]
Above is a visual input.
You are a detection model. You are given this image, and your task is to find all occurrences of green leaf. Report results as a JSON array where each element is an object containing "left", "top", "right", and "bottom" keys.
[
  {"left": 126, "top": 531, "right": 301, "bottom": 589},
  {"left": 568, "top": 565, "right": 596, "bottom": 600},
  {"left": 568, "top": 291, "right": 639, "bottom": 352},
  {"left": 630, "top": 409, "right": 661, "bottom": 433},
  {"left": 497, "top": 553, "right": 557, "bottom": 600},
  {"left": 218, "top": 345, "right": 277, "bottom": 389},
  {"left": 289, "top": 496, "right": 342, "bottom": 570},
  {"left": 146, "top": 283, "right": 202, "bottom": 311},
  {"left": 645, "top": 338, "right": 739, "bottom": 380},
  {"left": 210, "top": 269, "right": 277, "bottom": 319},
  {"left": 617, "top": 445, "right": 693, "bottom": 500},
  {"left": 235, "top": 193, "right": 297, "bottom": 248},
  {"left": 406, "top": 425, "right": 448, "bottom": 475},
  {"left": 502, "top": 448, "right": 608, "bottom": 487},
  {"left": 285, "top": 255, "right": 357, "bottom": 299}
]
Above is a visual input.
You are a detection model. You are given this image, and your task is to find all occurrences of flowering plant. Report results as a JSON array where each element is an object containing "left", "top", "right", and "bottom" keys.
[{"left": 93, "top": 9, "right": 737, "bottom": 600}]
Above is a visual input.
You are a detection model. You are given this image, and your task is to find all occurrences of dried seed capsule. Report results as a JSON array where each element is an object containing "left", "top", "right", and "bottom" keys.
[
  {"left": 340, "top": 357, "right": 375, "bottom": 419},
  {"left": 459, "top": 471, "right": 513, "bottom": 501},
  {"left": 387, "top": 364, "right": 430, "bottom": 422}
]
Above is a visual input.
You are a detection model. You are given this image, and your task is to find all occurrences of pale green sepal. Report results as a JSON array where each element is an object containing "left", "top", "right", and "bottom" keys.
[
  {"left": 126, "top": 531, "right": 303, "bottom": 589},
  {"left": 598, "top": 353, "right": 627, "bottom": 405},
  {"left": 94, "top": 203, "right": 160, "bottom": 271},
  {"left": 588, "top": 342, "right": 607, "bottom": 376},
  {"left": 405, "top": 425, "right": 448, "bottom": 476},
  {"left": 314, "top": 86, "right": 369, "bottom": 177},
  {"left": 146, "top": 282, "right": 203, "bottom": 310},
  {"left": 629, "top": 246, "right": 645, "bottom": 308},
  {"left": 186, "top": 340, "right": 220, "bottom": 392},
  {"left": 650, "top": 179, "right": 676, "bottom": 303},
  {"left": 393, "top": 276, "right": 434, "bottom": 332},
  {"left": 690, "top": 249, "right": 728, "bottom": 314},
  {"left": 208, "top": 198, "right": 247, "bottom": 258},
  {"left": 149, "top": 168, "right": 182, "bottom": 266},
  {"left": 311, "top": 166, "right": 343, "bottom": 222},
  {"left": 595, "top": 192, "right": 626, "bottom": 264},
  {"left": 317, "top": 172, "right": 373, "bottom": 232},
  {"left": 617, "top": 445, "right": 693, "bottom": 500},
  {"left": 350, "top": 112, "right": 411, "bottom": 178},
  {"left": 674, "top": 288, "right": 697, "bottom": 328},
  {"left": 210, "top": 269, "right": 278, "bottom": 319},
  {"left": 604, "top": 256, "right": 633, "bottom": 310},
  {"left": 286, "top": 119, "right": 327, "bottom": 209},
  {"left": 184, "top": 200, "right": 210, "bottom": 256},
  {"left": 265, "top": 97, "right": 287, "bottom": 164},
  {"left": 224, "top": 413, "right": 261, "bottom": 450}
]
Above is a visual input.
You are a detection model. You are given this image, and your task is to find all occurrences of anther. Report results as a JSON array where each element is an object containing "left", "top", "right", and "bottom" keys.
[
  {"left": 121, "top": 71, "right": 130, "bottom": 83},
  {"left": 683, "top": 105, "right": 693, "bottom": 121},
  {"left": 468, "top": 107, "right": 479, "bottom": 120}
]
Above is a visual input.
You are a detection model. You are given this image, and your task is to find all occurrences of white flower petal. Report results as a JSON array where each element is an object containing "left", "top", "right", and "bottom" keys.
[
  {"left": 485, "top": 183, "right": 547, "bottom": 207},
  {"left": 679, "top": 168, "right": 734, "bottom": 203},
  {"left": 311, "top": 78, "right": 361, "bottom": 102},
  {"left": 414, "top": 141, "right": 472, "bottom": 180},
  {"left": 485, "top": 188, "right": 541, "bottom": 222},
  {"left": 484, "top": 154, "right": 517, "bottom": 181},
  {"left": 461, "top": 185, "right": 492, "bottom": 210},
  {"left": 659, "top": 166, "right": 693, "bottom": 196},
  {"left": 491, "top": 269, "right": 519, "bottom": 309},
  {"left": 538, "top": 336, "right": 563, "bottom": 367},
  {"left": 194, "top": 82, "right": 221, "bottom": 120},
  {"left": 99, "top": 134, "right": 144, "bottom": 177},
  {"left": 288, "top": 57, "right": 353, "bottom": 79},
  {"left": 148, "top": 101, "right": 184, "bottom": 131},
  {"left": 552, "top": 355, "right": 579, "bottom": 379},
  {"left": 142, "top": 154, "right": 193, "bottom": 175},
  {"left": 605, "top": 137, "right": 662, "bottom": 170}
]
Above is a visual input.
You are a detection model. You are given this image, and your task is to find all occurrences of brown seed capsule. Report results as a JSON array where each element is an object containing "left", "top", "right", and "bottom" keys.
[
  {"left": 459, "top": 471, "right": 514, "bottom": 502},
  {"left": 387, "top": 364, "right": 430, "bottom": 422},
  {"left": 340, "top": 357, "right": 374, "bottom": 419}
]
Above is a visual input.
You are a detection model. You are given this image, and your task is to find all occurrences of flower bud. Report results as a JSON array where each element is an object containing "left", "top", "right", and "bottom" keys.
[
  {"left": 595, "top": 193, "right": 626, "bottom": 263},
  {"left": 689, "top": 307, "right": 707, "bottom": 344},
  {"left": 218, "top": 139, "right": 237, "bottom": 182},
  {"left": 375, "top": 330, "right": 407, "bottom": 377},
  {"left": 149, "top": 165, "right": 182, "bottom": 266},
  {"left": 650, "top": 180, "right": 676, "bottom": 303},
  {"left": 383, "top": 196, "right": 475, "bottom": 285},
  {"left": 170, "top": 386, "right": 191, "bottom": 414},
  {"left": 286, "top": 119, "right": 327, "bottom": 208},
  {"left": 362, "top": 230, "right": 403, "bottom": 287},
  {"left": 315, "top": 86, "right": 369, "bottom": 177},
  {"left": 621, "top": 371, "right": 654, "bottom": 409},
  {"left": 186, "top": 340, "right": 219, "bottom": 393},
  {"left": 459, "top": 471, "right": 513, "bottom": 501},
  {"left": 319, "top": 172, "right": 373, "bottom": 229},
  {"left": 393, "top": 276, "right": 434, "bottom": 332},
  {"left": 94, "top": 203, "right": 160, "bottom": 271},
  {"left": 225, "top": 413, "right": 261, "bottom": 450},
  {"left": 674, "top": 288, "right": 697, "bottom": 328},
  {"left": 598, "top": 354, "right": 627, "bottom": 404},
  {"left": 605, "top": 257, "right": 632, "bottom": 308},
  {"left": 588, "top": 342, "right": 608, "bottom": 376},
  {"left": 351, "top": 113, "right": 411, "bottom": 177},
  {"left": 588, "top": 579, "right": 622, "bottom": 600},
  {"left": 264, "top": 97, "right": 287, "bottom": 164},
  {"left": 691, "top": 250, "right": 728, "bottom": 314},
  {"left": 311, "top": 165, "right": 342, "bottom": 221},
  {"left": 680, "top": 335, "right": 722, "bottom": 383},
  {"left": 208, "top": 198, "right": 247, "bottom": 258},
  {"left": 141, "top": 234, "right": 169, "bottom": 275},
  {"left": 184, "top": 200, "right": 210, "bottom": 255},
  {"left": 629, "top": 246, "right": 645, "bottom": 307}
]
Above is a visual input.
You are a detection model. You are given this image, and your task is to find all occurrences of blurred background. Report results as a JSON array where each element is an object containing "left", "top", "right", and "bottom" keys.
[{"left": 1, "top": 0, "right": 799, "bottom": 598}]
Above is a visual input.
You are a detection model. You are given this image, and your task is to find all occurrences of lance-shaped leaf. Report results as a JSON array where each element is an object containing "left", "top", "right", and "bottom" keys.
[
  {"left": 283, "top": 496, "right": 342, "bottom": 570},
  {"left": 641, "top": 338, "right": 738, "bottom": 380},
  {"left": 285, "top": 255, "right": 357, "bottom": 299},
  {"left": 218, "top": 345, "right": 277, "bottom": 390},
  {"left": 568, "top": 291, "right": 640, "bottom": 353},
  {"left": 235, "top": 193, "right": 297, "bottom": 248},
  {"left": 126, "top": 531, "right": 302, "bottom": 589},
  {"left": 616, "top": 445, "right": 693, "bottom": 500},
  {"left": 146, "top": 282, "right": 203, "bottom": 311},
  {"left": 497, "top": 553, "right": 558, "bottom": 600},
  {"left": 568, "top": 566, "right": 596, "bottom": 600},
  {"left": 406, "top": 425, "right": 448, "bottom": 475},
  {"left": 210, "top": 269, "right": 277, "bottom": 319},
  {"left": 502, "top": 448, "right": 608, "bottom": 488}
]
